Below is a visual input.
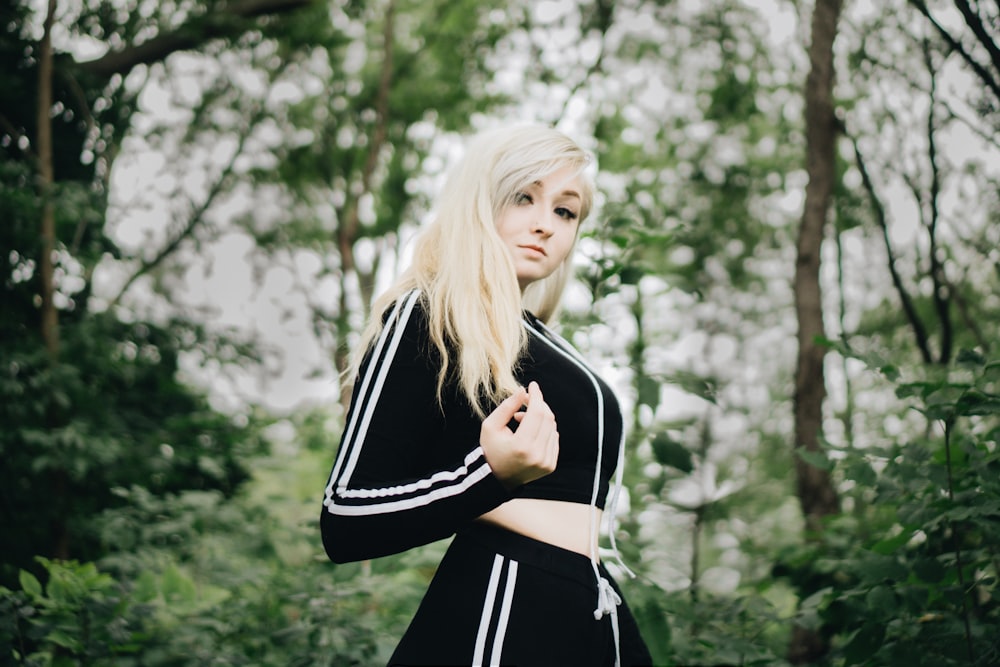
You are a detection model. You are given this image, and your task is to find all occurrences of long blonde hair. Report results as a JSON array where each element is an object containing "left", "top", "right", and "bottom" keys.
[{"left": 348, "top": 124, "right": 595, "bottom": 417}]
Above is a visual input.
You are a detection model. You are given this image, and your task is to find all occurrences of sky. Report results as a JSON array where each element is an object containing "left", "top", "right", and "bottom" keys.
[
  {"left": 84, "top": 0, "right": 802, "bottom": 417},
  {"left": 30, "top": 0, "right": 997, "bottom": 425}
]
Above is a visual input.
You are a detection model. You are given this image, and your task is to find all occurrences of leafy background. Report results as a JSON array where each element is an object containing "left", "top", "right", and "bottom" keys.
[{"left": 1, "top": 0, "right": 998, "bottom": 665}]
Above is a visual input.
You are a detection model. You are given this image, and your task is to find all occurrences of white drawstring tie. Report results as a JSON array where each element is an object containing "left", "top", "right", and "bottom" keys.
[
  {"left": 593, "top": 576, "right": 622, "bottom": 618},
  {"left": 527, "top": 317, "right": 631, "bottom": 667},
  {"left": 594, "top": 576, "right": 623, "bottom": 667}
]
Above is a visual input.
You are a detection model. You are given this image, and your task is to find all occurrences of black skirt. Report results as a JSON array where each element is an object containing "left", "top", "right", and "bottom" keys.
[{"left": 389, "top": 521, "right": 653, "bottom": 667}]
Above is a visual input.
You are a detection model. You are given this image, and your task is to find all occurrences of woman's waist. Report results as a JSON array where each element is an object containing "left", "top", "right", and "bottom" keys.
[
  {"left": 513, "top": 465, "right": 613, "bottom": 509},
  {"left": 476, "top": 498, "right": 603, "bottom": 558}
]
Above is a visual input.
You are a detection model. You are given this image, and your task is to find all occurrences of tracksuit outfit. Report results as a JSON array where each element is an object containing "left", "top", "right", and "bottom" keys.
[{"left": 321, "top": 289, "right": 652, "bottom": 666}]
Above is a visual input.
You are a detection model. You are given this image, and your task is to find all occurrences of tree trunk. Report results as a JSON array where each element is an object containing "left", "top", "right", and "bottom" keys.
[
  {"left": 789, "top": 0, "right": 843, "bottom": 662},
  {"left": 38, "top": 0, "right": 58, "bottom": 361},
  {"left": 337, "top": 0, "right": 396, "bottom": 412},
  {"left": 37, "top": 0, "right": 70, "bottom": 561}
]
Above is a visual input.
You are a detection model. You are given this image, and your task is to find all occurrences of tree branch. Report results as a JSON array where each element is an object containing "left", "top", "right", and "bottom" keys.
[
  {"left": 922, "top": 40, "right": 952, "bottom": 364},
  {"left": 337, "top": 0, "right": 395, "bottom": 294},
  {"left": 947, "top": 274, "right": 991, "bottom": 352},
  {"left": 335, "top": 0, "right": 396, "bottom": 401},
  {"left": 108, "top": 103, "right": 267, "bottom": 309},
  {"left": 848, "top": 132, "right": 934, "bottom": 364},
  {"left": 939, "top": 97, "right": 1000, "bottom": 151},
  {"left": 78, "top": 0, "right": 313, "bottom": 77},
  {"left": 38, "top": 0, "right": 59, "bottom": 362},
  {"left": 952, "top": 0, "right": 1000, "bottom": 83},
  {"left": 834, "top": 229, "right": 856, "bottom": 449},
  {"left": 551, "top": 0, "right": 614, "bottom": 125},
  {"left": 908, "top": 0, "right": 1000, "bottom": 106}
]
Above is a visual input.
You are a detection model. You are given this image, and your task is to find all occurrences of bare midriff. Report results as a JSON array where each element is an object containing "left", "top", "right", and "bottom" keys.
[{"left": 477, "top": 498, "right": 602, "bottom": 558}]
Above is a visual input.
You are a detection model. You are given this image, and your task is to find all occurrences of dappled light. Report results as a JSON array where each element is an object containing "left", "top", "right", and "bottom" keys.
[{"left": 2, "top": 0, "right": 999, "bottom": 665}]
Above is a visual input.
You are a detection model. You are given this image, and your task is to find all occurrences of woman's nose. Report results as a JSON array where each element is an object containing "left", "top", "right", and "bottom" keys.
[{"left": 531, "top": 212, "right": 553, "bottom": 235}]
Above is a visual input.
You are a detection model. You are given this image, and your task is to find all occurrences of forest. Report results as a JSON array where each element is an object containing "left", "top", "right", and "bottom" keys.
[{"left": 1, "top": 0, "right": 998, "bottom": 665}]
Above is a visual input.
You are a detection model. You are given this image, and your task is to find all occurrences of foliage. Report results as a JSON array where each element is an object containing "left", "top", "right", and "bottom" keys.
[
  {"left": 616, "top": 575, "right": 793, "bottom": 667},
  {"left": 3, "top": 0, "right": 1000, "bottom": 665},
  {"left": 0, "top": 439, "right": 437, "bottom": 666},
  {"left": 778, "top": 349, "right": 1000, "bottom": 666},
  {"left": 0, "top": 558, "right": 150, "bottom": 666},
  {"left": 0, "top": 155, "right": 264, "bottom": 581}
]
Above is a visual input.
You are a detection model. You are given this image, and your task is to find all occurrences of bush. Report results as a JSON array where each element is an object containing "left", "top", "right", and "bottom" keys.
[{"left": 779, "top": 351, "right": 1000, "bottom": 666}]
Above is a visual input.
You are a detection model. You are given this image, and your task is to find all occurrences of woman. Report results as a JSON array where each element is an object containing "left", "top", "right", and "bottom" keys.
[{"left": 321, "top": 124, "right": 652, "bottom": 667}]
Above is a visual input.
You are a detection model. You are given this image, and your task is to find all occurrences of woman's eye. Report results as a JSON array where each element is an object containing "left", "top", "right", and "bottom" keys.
[
  {"left": 514, "top": 192, "right": 533, "bottom": 205},
  {"left": 555, "top": 207, "right": 578, "bottom": 221}
]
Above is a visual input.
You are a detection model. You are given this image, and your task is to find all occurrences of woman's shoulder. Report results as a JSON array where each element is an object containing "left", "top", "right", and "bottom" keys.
[
  {"left": 377, "top": 289, "right": 443, "bottom": 356},
  {"left": 378, "top": 288, "right": 428, "bottom": 326}
]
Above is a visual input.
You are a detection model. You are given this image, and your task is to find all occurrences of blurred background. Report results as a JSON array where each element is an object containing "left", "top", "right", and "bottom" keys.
[{"left": 1, "top": 0, "right": 998, "bottom": 664}]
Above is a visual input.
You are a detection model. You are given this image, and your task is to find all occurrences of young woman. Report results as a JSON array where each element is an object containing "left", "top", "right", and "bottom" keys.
[{"left": 321, "top": 125, "right": 652, "bottom": 667}]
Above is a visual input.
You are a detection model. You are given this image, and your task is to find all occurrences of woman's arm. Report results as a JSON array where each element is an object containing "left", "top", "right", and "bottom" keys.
[{"left": 321, "top": 291, "right": 514, "bottom": 563}]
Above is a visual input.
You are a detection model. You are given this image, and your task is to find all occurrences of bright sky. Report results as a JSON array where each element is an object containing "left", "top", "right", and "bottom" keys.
[{"left": 39, "top": 0, "right": 995, "bottom": 426}]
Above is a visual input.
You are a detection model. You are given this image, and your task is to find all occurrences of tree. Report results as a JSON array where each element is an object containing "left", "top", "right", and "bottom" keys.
[
  {"left": 0, "top": 0, "right": 314, "bottom": 582},
  {"left": 908, "top": 0, "right": 1000, "bottom": 116},
  {"left": 777, "top": 0, "right": 1000, "bottom": 662},
  {"left": 549, "top": 1, "right": 815, "bottom": 662},
  {"left": 246, "top": 0, "right": 515, "bottom": 408},
  {"left": 788, "top": 0, "right": 843, "bottom": 662}
]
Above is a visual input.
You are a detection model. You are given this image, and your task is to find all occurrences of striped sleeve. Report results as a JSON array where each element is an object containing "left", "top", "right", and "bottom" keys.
[{"left": 320, "top": 290, "right": 512, "bottom": 563}]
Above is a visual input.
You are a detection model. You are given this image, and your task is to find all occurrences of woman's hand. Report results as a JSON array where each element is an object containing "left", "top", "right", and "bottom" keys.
[{"left": 480, "top": 381, "right": 559, "bottom": 489}]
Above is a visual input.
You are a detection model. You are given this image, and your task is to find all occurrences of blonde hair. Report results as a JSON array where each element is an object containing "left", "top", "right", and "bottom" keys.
[{"left": 348, "top": 124, "right": 595, "bottom": 417}]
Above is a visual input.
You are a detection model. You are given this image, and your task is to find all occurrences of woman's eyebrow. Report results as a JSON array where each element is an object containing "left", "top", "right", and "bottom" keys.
[{"left": 530, "top": 180, "right": 581, "bottom": 200}]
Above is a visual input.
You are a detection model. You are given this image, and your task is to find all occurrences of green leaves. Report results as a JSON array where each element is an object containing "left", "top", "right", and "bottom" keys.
[
  {"left": 843, "top": 621, "right": 887, "bottom": 666},
  {"left": 651, "top": 432, "right": 695, "bottom": 473},
  {"left": 1, "top": 558, "right": 143, "bottom": 663},
  {"left": 778, "top": 349, "right": 1000, "bottom": 666},
  {"left": 830, "top": 340, "right": 1000, "bottom": 421},
  {"left": 18, "top": 571, "right": 42, "bottom": 600},
  {"left": 796, "top": 447, "right": 834, "bottom": 471},
  {"left": 662, "top": 371, "right": 719, "bottom": 405},
  {"left": 0, "top": 311, "right": 266, "bottom": 583},
  {"left": 897, "top": 356, "right": 1000, "bottom": 425}
]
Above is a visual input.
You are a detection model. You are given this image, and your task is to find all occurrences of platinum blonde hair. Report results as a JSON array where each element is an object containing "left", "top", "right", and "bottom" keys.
[{"left": 348, "top": 124, "right": 595, "bottom": 417}]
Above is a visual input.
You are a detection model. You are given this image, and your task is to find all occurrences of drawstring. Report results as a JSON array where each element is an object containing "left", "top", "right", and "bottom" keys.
[
  {"left": 594, "top": 576, "right": 623, "bottom": 667},
  {"left": 593, "top": 430, "right": 631, "bottom": 667},
  {"left": 594, "top": 576, "right": 623, "bottom": 618},
  {"left": 526, "top": 316, "right": 635, "bottom": 667},
  {"left": 533, "top": 317, "right": 636, "bottom": 574},
  {"left": 605, "top": 431, "right": 636, "bottom": 579}
]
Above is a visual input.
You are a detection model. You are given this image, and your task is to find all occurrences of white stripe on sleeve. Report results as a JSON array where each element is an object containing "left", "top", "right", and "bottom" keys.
[{"left": 325, "top": 290, "right": 421, "bottom": 500}]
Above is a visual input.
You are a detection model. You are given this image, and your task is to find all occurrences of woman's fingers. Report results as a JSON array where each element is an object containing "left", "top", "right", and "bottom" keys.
[
  {"left": 480, "top": 381, "right": 559, "bottom": 488},
  {"left": 483, "top": 386, "right": 529, "bottom": 432},
  {"left": 517, "top": 381, "right": 553, "bottom": 440}
]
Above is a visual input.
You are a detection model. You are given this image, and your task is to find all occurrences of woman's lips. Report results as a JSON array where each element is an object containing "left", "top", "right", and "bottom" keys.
[{"left": 519, "top": 244, "right": 546, "bottom": 256}]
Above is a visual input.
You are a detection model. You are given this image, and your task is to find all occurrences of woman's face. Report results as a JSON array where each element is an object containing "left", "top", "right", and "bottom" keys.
[{"left": 495, "top": 165, "right": 584, "bottom": 291}]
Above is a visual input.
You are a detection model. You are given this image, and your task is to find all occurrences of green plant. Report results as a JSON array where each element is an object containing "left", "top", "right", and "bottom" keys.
[
  {"left": 781, "top": 350, "right": 1000, "bottom": 666},
  {"left": 0, "top": 558, "right": 151, "bottom": 666}
]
